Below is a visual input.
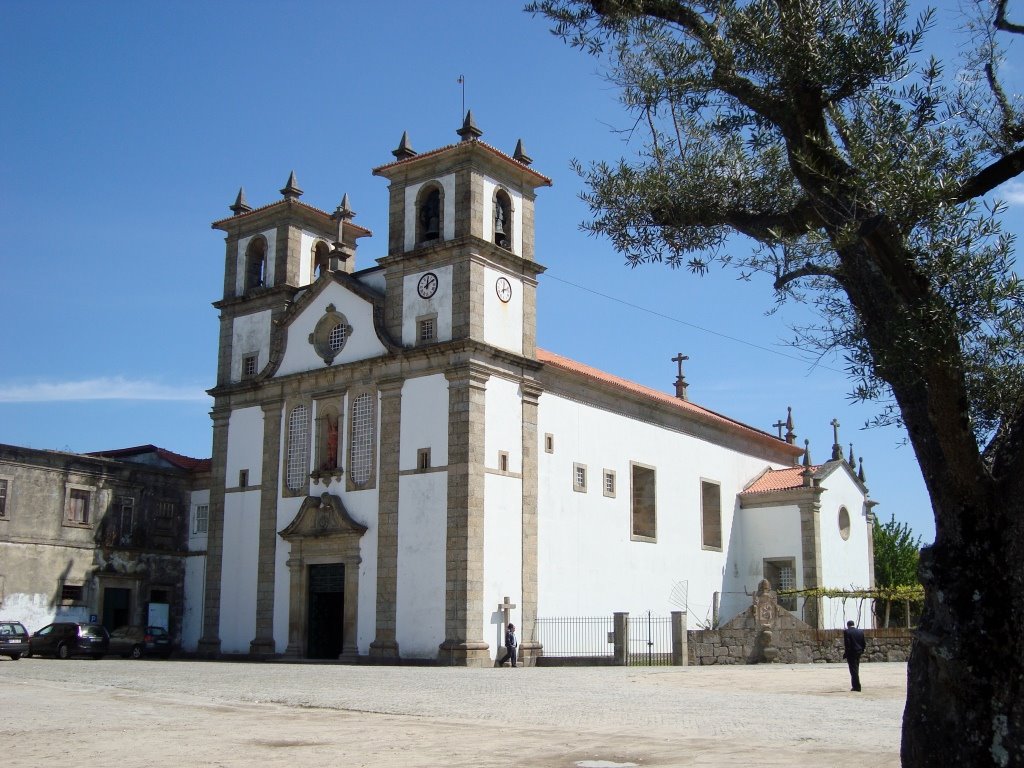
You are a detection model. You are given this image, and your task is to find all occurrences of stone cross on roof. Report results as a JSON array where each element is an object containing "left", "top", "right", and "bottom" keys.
[{"left": 671, "top": 352, "right": 689, "bottom": 401}]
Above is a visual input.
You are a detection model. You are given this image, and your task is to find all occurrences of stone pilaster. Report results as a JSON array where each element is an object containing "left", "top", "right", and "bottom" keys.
[
  {"left": 370, "top": 377, "right": 403, "bottom": 658},
  {"left": 250, "top": 399, "right": 283, "bottom": 656},
  {"left": 198, "top": 408, "right": 230, "bottom": 657},
  {"left": 518, "top": 381, "right": 542, "bottom": 665},
  {"left": 439, "top": 363, "right": 491, "bottom": 666},
  {"left": 798, "top": 494, "right": 824, "bottom": 628},
  {"left": 222, "top": 234, "right": 239, "bottom": 299},
  {"left": 520, "top": 193, "right": 536, "bottom": 262}
]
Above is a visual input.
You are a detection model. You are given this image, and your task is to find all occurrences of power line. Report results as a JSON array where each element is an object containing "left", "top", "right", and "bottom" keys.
[{"left": 543, "top": 272, "right": 847, "bottom": 374}]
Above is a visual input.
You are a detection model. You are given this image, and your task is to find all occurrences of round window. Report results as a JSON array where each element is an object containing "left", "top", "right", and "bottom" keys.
[
  {"left": 838, "top": 506, "right": 851, "bottom": 540},
  {"left": 328, "top": 322, "right": 347, "bottom": 352}
]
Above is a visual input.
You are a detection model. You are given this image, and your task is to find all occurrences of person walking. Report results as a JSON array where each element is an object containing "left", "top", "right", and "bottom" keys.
[
  {"left": 499, "top": 623, "right": 518, "bottom": 667},
  {"left": 843, "top": 620, "right": 866, "bottom": 691}
]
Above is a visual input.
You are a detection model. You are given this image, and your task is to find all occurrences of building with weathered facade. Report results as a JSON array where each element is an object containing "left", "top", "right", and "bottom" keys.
[
  {"left": 0, "top": 443, "right": 209, "bottom": 642},
  {"left": 192, "top": 115, "right": 878, "bottom": 666}
]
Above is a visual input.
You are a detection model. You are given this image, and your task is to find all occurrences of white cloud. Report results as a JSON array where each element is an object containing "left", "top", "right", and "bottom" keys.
[
  {"left": 1002, "top": 181, "right": 1024, "bottom": 206},
  {"left": 0, "top": 377, "right": 210, "bottom": 403}
]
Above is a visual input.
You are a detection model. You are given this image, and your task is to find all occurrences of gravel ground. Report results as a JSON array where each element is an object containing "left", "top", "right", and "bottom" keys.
[{"left": 2, "top": 657, "right": 906, "bottom": 767}]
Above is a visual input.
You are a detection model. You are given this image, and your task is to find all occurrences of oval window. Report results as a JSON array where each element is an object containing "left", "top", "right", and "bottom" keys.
[{"left": 838, "top": 506, "right": 851, "bottom": 540}]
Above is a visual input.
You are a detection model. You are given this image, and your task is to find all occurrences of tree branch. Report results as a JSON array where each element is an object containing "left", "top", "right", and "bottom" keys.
[
  {"left": 995, "top": 0, "right": 1024, "bottom": 33},
  {"left": 652, "top": 197, "right": 823, "bottom": 241},
  {"left": 774, "top": 262, "right": 840, "bottom": 290},
  {"left": 955, "top": 146, "right": 1024, "bottom": 202}
]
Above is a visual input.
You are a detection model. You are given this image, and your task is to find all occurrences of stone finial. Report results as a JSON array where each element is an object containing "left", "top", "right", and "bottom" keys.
[
  {"left": 333, "top": 193, "right": 355, "bottom": 220},
  {"left": 230, "top": 187, "right": 252, "bottom": 216},
  {"left": 671, "top": 352, "right": 689, "bottom": 401},
  {"left": 803, "top": 439, "right": 812, "bottom": 467},
  {"left": 456, "top": 110, "right": 483, "bottom": 142},
  {"left": 785, "top": 406, "right": 796, "bottom": 445},
  {"left": 830, "top": 418, "right": 843, "bottom": 461},
  {"left": 392, "top": 131, "right": 417, "bottom": 160},
  {"left": 848, "top": 443, "right": 855, "bottom": 465},
  {"left": 858, "top": 457, "right": 866, "bottom": 483},
  {"left": 513, "top": 139, "right": 533, "bottom": 165},
  {"left": 280, "top": 171, "right": 303, "bottom": 200}
]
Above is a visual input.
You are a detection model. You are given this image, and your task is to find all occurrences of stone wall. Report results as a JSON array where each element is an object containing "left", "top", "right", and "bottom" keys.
[{"left": 688, "top": 627, "right": 913, "bottom": 665}]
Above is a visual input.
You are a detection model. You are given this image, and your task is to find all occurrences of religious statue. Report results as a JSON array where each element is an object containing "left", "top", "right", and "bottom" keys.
[{"left": 323, "top": 414, "right": 339, "bottom": 471}]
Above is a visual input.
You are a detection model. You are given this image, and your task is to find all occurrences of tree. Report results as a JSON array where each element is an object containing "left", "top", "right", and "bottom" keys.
[
  {"left": 873, "top": 514, "right": 922, "bottom": 627},
  {"left": 528, "top": 0, "right": 1024, "bottom": 764}
]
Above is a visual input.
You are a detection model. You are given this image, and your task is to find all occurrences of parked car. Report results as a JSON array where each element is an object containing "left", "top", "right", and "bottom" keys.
[
  {"left": 0, "top": 621, "right": 29, "bottom": 660},
  {"left": 27, "top": 622, "right": 109, "bottom": 659},
  {"left": 108, "top": 625, "right": 172, "bottom": 659}
]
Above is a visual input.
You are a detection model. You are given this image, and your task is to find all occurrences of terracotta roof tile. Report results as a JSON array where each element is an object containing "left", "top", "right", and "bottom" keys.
[
  {"left": 372, "top": 140, "right": 553, "bottom": 186},
  {"left": 741, "top": 466, "right": 819, "bottom": 495},
  {"left": 536, "top": 348, "right": 800, "bottom": 454},
  {"left": 88, "top": 445, "right": 211, "bottom": 473}
]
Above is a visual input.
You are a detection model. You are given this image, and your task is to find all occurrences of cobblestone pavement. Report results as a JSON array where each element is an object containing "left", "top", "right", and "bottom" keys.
[{"left": 2, "top": 658, "right": 906, "bottom": 767}]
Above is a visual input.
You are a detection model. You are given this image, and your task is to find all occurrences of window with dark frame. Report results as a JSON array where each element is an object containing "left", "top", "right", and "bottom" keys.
[
  {"left": 417, "top": 448, "right": 431, "bottom": 471},
  {"left": 701, "top": 480, "right": 723, "bottom": 550},
  {"left": 155, "top": 500, "right": 175, "bottom": 533},
  {"left": 603, "top": 469, "right": 616, "bottom": 498},
  {"left": 242, "top": 354, "right": 259, "bottom": 378},
  {"left": 239, "top": 469, "right": 249, "bottom": 488},
  {"left": 118, "top": 496, "right": 135, "bottom": 545},
  {"left": 194, "top": 503, "right": 209, "bottom": 535},
  {"left": 573, "top": 462, "right": 587, "bottom": 492},
  {"left": 765, "top": 558, "right": 798, "bottom": 611},
  {"left": 499, "top": 451, "right": 510, "bottom": 473},
  {"left": 61, "top": 584, "right": 84, "bottom": 603},
  {"left": 418, "top": 317, "right": 436, "bottom": 343},
  {"left": 0, "top": 479, "right": 7, "bottom": 518},
  {"left": 544, "top": 434, "right": 554, "bottom": 453}
]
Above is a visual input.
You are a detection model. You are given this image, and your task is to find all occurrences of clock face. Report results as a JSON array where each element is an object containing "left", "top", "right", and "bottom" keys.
[
  {"left": 496, "top": 276, "right": 512, "bottom": 303},
  {"left": 417, "top": 272, "right": 438, "bottom": 299}
]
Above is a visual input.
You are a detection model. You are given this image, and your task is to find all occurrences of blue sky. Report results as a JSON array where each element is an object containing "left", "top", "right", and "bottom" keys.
[{"left": 2, "top": 0, "right": 1021, "bottom": 545}]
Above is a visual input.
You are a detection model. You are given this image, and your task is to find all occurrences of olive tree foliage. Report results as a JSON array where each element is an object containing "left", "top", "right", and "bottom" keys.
[
  {"left": 528, "top": 0, "right": 1023, "bottom": 441},
  {"left": 528, "top": 0, "right": 1024, "bottom": 763}
]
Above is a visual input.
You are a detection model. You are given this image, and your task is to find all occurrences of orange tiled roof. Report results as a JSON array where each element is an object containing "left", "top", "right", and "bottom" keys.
[
  {"left": 536, "top": 348, "right": 801, "bottom": 454},
  {"left": 372, "top": 140, "right": 553, "bottom": 186},
  {"left": 741, "top": 466, "right": 818, "bottom": 495},
  {"left": 89, "top": 445, "right": 211, "bottom": 473},
  {"left": 211, "top": 198, "right": 373, "bottom": 235}
]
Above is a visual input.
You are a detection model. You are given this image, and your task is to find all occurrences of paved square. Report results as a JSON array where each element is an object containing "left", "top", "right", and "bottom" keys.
[{"left": 2, "top": 658, "right": 906, "bottom": 766}]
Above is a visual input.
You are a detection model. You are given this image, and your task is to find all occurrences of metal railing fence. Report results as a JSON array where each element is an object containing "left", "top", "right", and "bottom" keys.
[{"left": 532, "top": 616, "right": 613, "bottom": 658}]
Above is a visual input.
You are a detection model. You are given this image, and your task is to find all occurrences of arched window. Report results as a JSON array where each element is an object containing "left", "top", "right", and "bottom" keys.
[
  {"left": 316, "top": 406, "right": 340, "bottom": 471},
  {"left": 349, "top": 393, "right": 375, "bottom": 488},
  {"left": 311, "top": 240, "right": 331, "bottom": 280},
  {"left": 245, "top": 236, "right": 268, "bottom": 292},
  {"left": 286, "top": 405, "right": 310, "bottom": 492},
  {"left": 493, "top": 189, "right": 513, "bottom": 249},
  {"left": 416, "top": 184, "right": 443, "bottom": 244}
]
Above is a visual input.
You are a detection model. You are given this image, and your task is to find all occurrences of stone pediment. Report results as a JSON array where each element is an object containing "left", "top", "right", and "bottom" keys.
[{"left": 279, "top": 493, "right": 367, "bottom": 541}]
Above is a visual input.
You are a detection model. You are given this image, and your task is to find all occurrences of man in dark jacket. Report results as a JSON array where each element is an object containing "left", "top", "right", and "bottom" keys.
[
  {"left": 843, "top": 620, "right": 867, "bottom": 691},
  {"left": 499, "top": 623, "right": 518, "bottom": 667}
]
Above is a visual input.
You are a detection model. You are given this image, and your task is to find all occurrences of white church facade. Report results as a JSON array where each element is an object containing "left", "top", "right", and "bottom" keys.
[{"left": 188, "top": 116, "right": 876, "bottom": 665}]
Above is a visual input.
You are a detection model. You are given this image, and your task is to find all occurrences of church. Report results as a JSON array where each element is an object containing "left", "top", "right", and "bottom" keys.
[{"left": 188, "top": 115, "right": 876, "bottom": 665}]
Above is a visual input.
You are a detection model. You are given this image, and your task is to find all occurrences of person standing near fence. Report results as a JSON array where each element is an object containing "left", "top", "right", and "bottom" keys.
[
  {"left": 843, "top": 620, "right": 866, "bottom": 691},
  {"left": 499, "top": 623, "right": 518, "bottom": 667}
]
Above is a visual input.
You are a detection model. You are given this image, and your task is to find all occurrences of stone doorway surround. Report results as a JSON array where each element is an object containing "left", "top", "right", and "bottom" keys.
[{"left": 279, "top": 493, "right": 366, "bottom": 661}]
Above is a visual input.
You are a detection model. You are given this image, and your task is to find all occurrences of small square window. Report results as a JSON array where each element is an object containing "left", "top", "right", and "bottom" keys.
[
  {"left": 544, "top": 434, "right": 554, "bottom": 454},
  {"left": 603, "top": 469, "right": 616, "bottom": 498},
  {"left": 242, "top": 354, "right": 259, "bottom": 378},
  {"left": 194, "top": 504, "right": 209, "bottom": 535},
  {"left": 239, "top": 469, "right": 249, "bottom": 488},
  {"left": 155, "top": 500, "right": 175, "bottom": 533},
  {"left": 499, "top": 451, "right": 509, "bottom": 473},
  {"left": 418, "top": 317, "right": 436, "bottom": 343},
  {"left": 417, "top": 448, "right": 431, "bottom": 471},
  {"left": 61, "top": 584, "right": 84, "bottom": 603},
  {"left": 573, "top": 462, "right": 587, "bottom": 493}
]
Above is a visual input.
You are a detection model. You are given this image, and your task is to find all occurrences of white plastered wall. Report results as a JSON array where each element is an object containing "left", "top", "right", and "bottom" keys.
[
  {"left": 225, "top": 407, "right": 264, "bottom": 487},
  {"left": 482, "top": 265, "right": 523, "bottom": 355},
  {"left": 235, "top": 228, "right": 278, "bottom": 294},
  {"left": 299, "top": 231, "right": 332, "bottom": 286},
  {"left": 396, "top": 374, "right": 450, "bottom": 656},
  {"left": 181, "top": 488, "right": 210, "bottom": 651},
  {"left": 231, "top": 310, "right": 272, "bottom": 382},
  {"left": 480, "top": 175, "right": 523, "bottom": 255},
  {"left": 535, "top": 392, "right": 790, "bottom": 628},
  {"left": 403, "top": 174, "right": 456, "bottom": 252},
  {"left": 481, "top": 377, "right": 524, "bottom": 655},
  {"left": 726, "top": 502, "right": 803, "bottom": 624},
  {"left": 402, "top": 265, "right": 454, "bottom": 346},
  {"left": 276, "top": 281, "right": 389, "bottom": 377},
  {"left": 818, "top": 469, "right": 874, "bottom": 628}
]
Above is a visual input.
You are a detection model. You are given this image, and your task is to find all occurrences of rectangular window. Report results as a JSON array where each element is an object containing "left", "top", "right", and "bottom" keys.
[
  {"left": 0, "top": 479, "right": 7, "bottom": 518},
  {"left": 155, "top": 500, "right": 175, "bottom": 533},
  {"left": 765, "top": 558, "right": 798, "bottom": 611},
  {"left": 498, "top": 451, "right": 509, "bottom": 473},
  {"left": 118, "top": 496, "right": 135, "bottom": 545},
  {"left": 573, "top": 462, "right": 587, "bottom": 492},
  {"left": 417, "top": 448, "right": 431, "bottom": 471},
  {"left": 238, "top": 469, "right": 249, "bottom": 488},
  {"left": 61, "top": 584, "right": 84, "bottom": 603},
  {"left": 701, "top": 480, "right": 723, "bottom": 550},
  {"left": 418, "top": 316, "right": 436, "bottom": 343},
  {"left": 603, "top": 469, "right": 616, "bottom": 498},
  {"left": 630, "top": 462, "right": 657, "bottom": 541},
  {"left": 242, "top": 353, "right": 259, "bottom": 378},
  {"left": 66, "top": 489, "right": 90, "bottom": 524},
  {"left": 544, "top": 433, "right": 554, "bottom": 454},
  {"left": 194, "top": 503, "right": 209, "bottom": 535}
]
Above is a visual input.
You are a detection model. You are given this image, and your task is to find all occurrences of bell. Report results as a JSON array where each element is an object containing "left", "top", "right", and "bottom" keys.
[{"left": 424, "top": 215, "right": 439, "bottom": 239}]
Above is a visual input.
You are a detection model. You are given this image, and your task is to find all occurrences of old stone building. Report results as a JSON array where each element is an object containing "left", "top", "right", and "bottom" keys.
[
  {"left": 192, "top": 115, "right": 878, "bottom": 665},
  {"left": 0, "top": 443, "right": 209, "bottom": 641}
]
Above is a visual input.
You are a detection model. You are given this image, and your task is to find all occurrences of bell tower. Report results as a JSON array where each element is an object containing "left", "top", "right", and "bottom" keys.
[{"left": 372, "top": 113, "right": 551, "bottom": 359}]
